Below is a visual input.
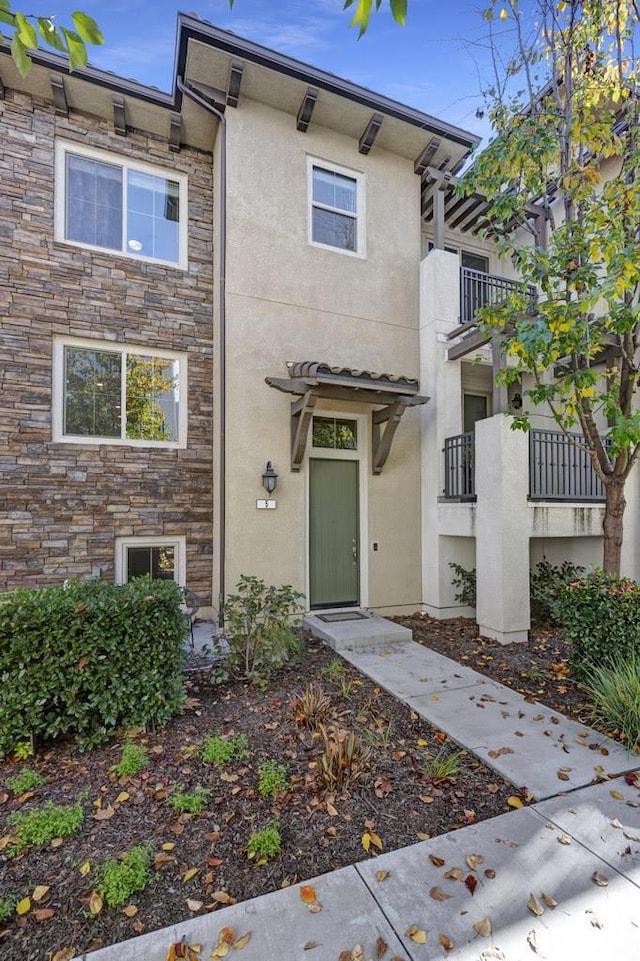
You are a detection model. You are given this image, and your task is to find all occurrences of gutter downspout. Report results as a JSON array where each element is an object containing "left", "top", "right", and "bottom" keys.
[{"left": 177, "top": 76, "right": 227, "bottom": 629}]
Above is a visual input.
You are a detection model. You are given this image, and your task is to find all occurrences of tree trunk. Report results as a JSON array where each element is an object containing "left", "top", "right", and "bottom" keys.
[{"left": 602, "top": 481, "right": 626, "bottom": 576}]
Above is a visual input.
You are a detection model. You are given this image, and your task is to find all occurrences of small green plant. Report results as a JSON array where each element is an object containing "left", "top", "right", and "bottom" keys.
[
  {"left": 0, "top": 896, "right": 17, "bottom": 924},
  {"left": 168, "top": 786, "right": 211, "bottom": 814},
  {"left": 363, "top": 717, "right": 394, "bottom": 750},
  {"left": 247, "top": 819, "right": 281, "bottom": 862},
  {"left": 8, "top": 798, "right": 84, "bottom": 849},
  {"left": 449, "top": 563, "right": 477, "bottom": 607},
  {"left": 97, "top": 844, "right": 153, "bottom": 908},
  {"left": 112, "top": 740, "right": 148, "bottom": 778},
  {"left": 13, "top": 740, "right": 34, "bottom": 761},
  {"left": 290, "top": 683, "right": 334, "bottom": 729},
  {"left": 421, "top": 746, "right": 464, "bottom": 784},
  {"left": 216, "top": 576, "right": 304, "bottom": 686},
  {"left": 314, "top": 725, "right": 371, "bottom": 792},
  {"left": 583, "top": 654, "right": 640, "bottom": 752},
  {"left": 200, "top": 732, "right": 249, "bottom": 766},
  {"left": 257, "top": 760, "right": 289, "bottom": 797},
  {"left": 323, "top": 658, "right": 347, "bottom": 679},
  {"left": 5, "top": 767, "right": 45, "bottom": 794}
]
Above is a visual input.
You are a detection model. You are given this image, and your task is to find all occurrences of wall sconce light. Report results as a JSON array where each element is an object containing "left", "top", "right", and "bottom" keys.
[
  {"left": 262, "top": 461, "right": 278, "bottom": 494},
  {"left": 511, "top": 392, "right": 523, "bottom": 410}
]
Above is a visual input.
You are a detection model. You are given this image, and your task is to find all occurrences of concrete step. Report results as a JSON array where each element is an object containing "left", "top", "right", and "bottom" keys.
[{"left": 303, "top": 609, "right": 412, "bottom": 651}]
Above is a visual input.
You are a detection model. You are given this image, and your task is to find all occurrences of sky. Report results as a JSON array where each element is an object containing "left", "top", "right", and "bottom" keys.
[{"left": 36, "top": 1, "right": 520, "bottom": 144}]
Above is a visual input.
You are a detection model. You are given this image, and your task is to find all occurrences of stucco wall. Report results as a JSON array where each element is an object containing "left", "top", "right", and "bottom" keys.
[
  {"left": 221, "top": 99, "right": 423, "bottom": 609},
  {"left": 0, "top": 90, "right": 215, "bottom": 598}
]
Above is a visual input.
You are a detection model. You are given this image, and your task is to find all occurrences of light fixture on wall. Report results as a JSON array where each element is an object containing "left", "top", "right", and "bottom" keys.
[
  {"left": 262, "top": 461, "right": 278, "bottom": 494},
  {"left": 511, "top": 392, "right": 523, "bottom": 410}
]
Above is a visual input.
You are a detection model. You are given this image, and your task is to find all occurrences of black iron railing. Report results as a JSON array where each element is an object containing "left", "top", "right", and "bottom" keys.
[
  {"left": 461, "top": 267, "right": 537, "bottom": 325},
  {"left": 529, "top": 429, "right": 606, "bottom": 501},
  {"left": 443, "top": 432, "right": 475, "bottom": 500}
]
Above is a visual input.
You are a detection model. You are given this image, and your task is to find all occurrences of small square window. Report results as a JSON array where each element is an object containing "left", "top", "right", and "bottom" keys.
[
  {"left": 312, "top": 417, "right": 358, "bottom": 450},
  {"left": 115, "top": 536, "right": 185, "bottom": 587},
  {"left": 56, "top": 141, "right": 187, "bottom": 268},
  {"left": 308, "top": 159, "right": 365, "bottom": 257},
  {"left": 54, "top": 338, "right": 186, "bottom": 448}
]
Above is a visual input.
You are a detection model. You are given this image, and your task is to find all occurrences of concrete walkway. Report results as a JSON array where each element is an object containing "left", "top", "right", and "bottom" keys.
[{"left": 78, "top": 639, "right": 640, "bottom": 961}]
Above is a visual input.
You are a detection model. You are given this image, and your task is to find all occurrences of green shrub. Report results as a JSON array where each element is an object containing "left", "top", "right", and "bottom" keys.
[
  {"left": 449, "top": 563, "right": 477, "bottom": 607},
  {"left": 5, "top": 767, "right": 45, "bottom": 794},
  {"left": 112, "top": 741, "right": 148, "bottom": 778},
  {"left": 98, "top": 844, "right": 153, "bottom": 908},
  {"left": 247, "top": 820, "right": 281, "bottom": 862},
  {"left": 8, "top": 799, "right": 84, "bottom": 849},
  {"left": 530, "top": 558, "right": 585, "bottom": 624},
  {"left": 0, "top": 896, "right": 17, "bottom": 924},
  {"left": 0, "top": 577, "right": 187, "bottom": 755},
  {"left": 555, "top": 571, "right": 640, "bottom": 677},
  {"left": 583, "top": 654, "right": 640, "bottom": 751},
  {"left": 216, "top": 576, "right": 303, "bottom": 686},
  {"left": 257, "top": 760, "right": 289, "bottom": 797},
  {"left": 200, "top": 732, "right": 249, "bottom": 766},
  {"left": 168, "top": 786, "right": 211, "bottom": 814}
]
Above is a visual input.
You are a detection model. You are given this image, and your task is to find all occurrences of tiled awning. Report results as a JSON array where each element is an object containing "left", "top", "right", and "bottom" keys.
[{"left": 266, "top": 361, "right": 429, "bottom": 473}]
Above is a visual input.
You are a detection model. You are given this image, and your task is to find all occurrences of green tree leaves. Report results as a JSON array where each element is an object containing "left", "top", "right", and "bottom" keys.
[{"left": 1, "top": 6, "right": 103, "bottom": 75}]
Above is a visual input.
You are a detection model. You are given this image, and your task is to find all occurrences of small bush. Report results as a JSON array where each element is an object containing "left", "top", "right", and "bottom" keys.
[
  {"left": 314, "top": 725, "right": 371, "bottom": 792},
  {"left": 0, "top": 897, "right": 17, "bottom": 924},
  {"left": 530, "top": 558, "right": 585, "bottom": 624},
  {"left": 200, "top": 732, "right": 249, "bottom": 766},
  {"left": 5, "top": 768, "right": 45, "bottom": 794},
  {"left": 247, "top": 820, "right": 281, "bottom": 862},
  {"left": 168, "top": 786, "right": 211, "bottom": 814},
  {"left": 583, "top": 654, "right": 640, "bottom": 751},
  {"left": 290, "top": 683, "right": 334, "bottom": 729},
  {"left": 555, "top": 571, "right": 640, "bottom": 677},
  {"left": 217, "top": 576, "right": 304, "bottom": 686},
  {"left": 449, "top": 563, "right": 477, "bottom": 608},
  {"left": 112, "top": 741, "right": 148, "bottom": 778},
  {"left": 421, "top": 746, "right": 464, "bottom": 783},
  {"left": 8, "top": 799, "right": 84, "bottom": 849},
  {"left": 98, "top": 844, "right": 153, "bottom": 908},
  {"left": 0, "top": 577, "right": 187, "bottom": 755},
  {"left": 257, "top": 760, "right": 289, "bottom": 797}
]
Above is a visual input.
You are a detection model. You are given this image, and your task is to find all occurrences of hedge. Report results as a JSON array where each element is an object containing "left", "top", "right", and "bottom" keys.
[
  {"left": 0, "top": 577, "right": 187, "bottom": 755},
  {"left": 555, "top": 570, "right": 640, "bottom": 678}
]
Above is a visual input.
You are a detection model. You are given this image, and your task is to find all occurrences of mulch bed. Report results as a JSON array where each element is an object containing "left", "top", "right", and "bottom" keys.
[
  {"left": 1, "top": 637, "right": 520, "bottom": 961},
  {"left": 394, "top": 613, "right": 598, "bottom": 728}
]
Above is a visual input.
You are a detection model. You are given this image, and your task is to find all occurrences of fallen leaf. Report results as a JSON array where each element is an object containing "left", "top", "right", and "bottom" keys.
[
  {"left": 376, "top": 870, "right": 390, "bottom": 882},
  {"left": 507, "top": 796, "right": 524, "bottom": 809},
  {"left": 592, "top": 871, "right": 609, "bottom": 887},
  {"left": 233, "top": 932, "right": 251, "bottom": 951},
  {"left": 557, "top": 833, "right": 572, "bottom": 845},
  {"left": 182, "top": 867, "right": 200, "bottom": 883},
  {"left": 405, "top": 925, "right": 427, "bottom": 944},
  {"left": 466, "top": 854, "right": 484, "bottom": 870},
  {"left": 376, "top": 934, "right": 388, "bottom": 959},
  {"left": 300, "top": 886, "right": 317, "bottom": 904},
  {"left": 429, "top": 886, "right": 452, "bottom": 901},
  {"left": 361, "top": 833, "right": 371, "bottom": 853},
  {"left": 444, "top": 867, "right": 464, "bottom": 880},
  {"left": 465, "top": 874, "right": 478, "bottom": 895},
  {"left": 162, "top": 842, "right": 176, "bottom": 851},
  {"left": 540, "top": 892, "right": 557, "bottom": 908},
  {"left": 488, "top": 747, "right": 514, "bottom": 758},
  {"left": 34, "top": 908, "right": 54, "bottom": 922},
  {"left": 186, "top": 899, "right": 203, "bottom": 912},
  {"left": 303, "top": 943, "right": 317, "bottom": 951},
  {"left": 429, "top": 854, "right": 445, "bottom": 867},
  {"left": 32, "top": 885, "right": 50, "bottom": 902},
  {"left": 527, "top": 893, "right": 544, "bottom": 917},
  {"left": 211, "top": 927, "right": 236, "bottom": 959},
  {"left": 210, "top": 891, "right": 234, "bottom": 905},
  {"left": 439, "top": 934, "right": 454, "bottom": 951},
  {"left": 49, "top": 950, "right": 75, "bottom": 961},
  {"left": 79, "top": 861, "right": 91, "bottom": 876},
  {"left": 484, "top": 869, "right": 496, "bottom": 879},
  {"left": 93, "top": 805, "right": 116, "bottom": 821},
  {"left": 89, "top": 891, "right": 103, "bottom": 915},
  {"left": 115, "top": 791, "right": 130, "bottom": 803},
  {"left": 557, "top": 771, "right": 570, "bottom": 781},
  {"left": 16, "top": 898, "right": 31, "bottom": 916},
  {"left": 610, "top": 790, "right": 624, "bottom": 800},
  {"left": 123, "top": 904, "right": 138, "bottom": 917},
  {"left": 474, "top": 918, "right": 492, "bottom": 937}
]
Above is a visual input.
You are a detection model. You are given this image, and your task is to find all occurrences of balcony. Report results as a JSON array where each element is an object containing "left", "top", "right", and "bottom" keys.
[
  {"left": 460, "top": 267, "right": 537, "bottom": 325},
  {"left": 443, "top": 428, "right": 606, "bottom": 502}
]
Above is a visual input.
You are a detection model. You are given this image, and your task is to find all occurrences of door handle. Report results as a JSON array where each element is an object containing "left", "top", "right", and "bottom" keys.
[{"left": 351, "top": 538, "right": 358, "bottom": 563}]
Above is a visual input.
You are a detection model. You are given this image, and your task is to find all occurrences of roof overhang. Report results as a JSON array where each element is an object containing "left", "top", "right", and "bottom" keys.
[{"left": 266, "top": 362, "right": 429, "bottom": 474}]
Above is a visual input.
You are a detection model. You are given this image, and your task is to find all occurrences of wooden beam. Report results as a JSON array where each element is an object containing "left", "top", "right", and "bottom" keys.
[
  {"left": 112, "top": 95, "right": 126, "bottom": 136},
  {"left": 50, "top": 73, "right": 68, "bottom": 116},
  {"left": 447, "top": 328, "right": 491, "bottom": 361},
  {"left": 358, "top": 113, "right": 383, "bottom": 155},
  {"left": 372, "top": 402, "right": 408, "bottom": 474},
  {"left": 226, "top": 59, "right": 244, "bottom": 108},
  {"left": 169, "top": 113, "right": 181, "bottom": 153},
  {"left": 414, "top": 137, "right": 441, "bottom": 175},
  {"left": 296, "top": 86, "right": 318, "bottom": 132},
  {"left": 290, "top": 390, "right": 318, "bottom": 471}
]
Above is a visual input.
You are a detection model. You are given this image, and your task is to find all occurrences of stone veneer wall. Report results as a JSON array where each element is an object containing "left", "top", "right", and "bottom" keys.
[{"left": 0, "top": 89, "right": 215, "bottom": 600}]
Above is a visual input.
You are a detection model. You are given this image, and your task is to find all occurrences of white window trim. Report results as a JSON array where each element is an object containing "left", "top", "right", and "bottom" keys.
[
  {"left": 52, "top": 335, "right": 188, "bottom": 448},
  {"left": 54, "top": 139, "right": 189, "bottom": 270},
  {"left": 307, "top": 156, "right": 366, "bottom": 259},
  {"left": 115, "top": 535, "right": 186, "bottom": 587}
]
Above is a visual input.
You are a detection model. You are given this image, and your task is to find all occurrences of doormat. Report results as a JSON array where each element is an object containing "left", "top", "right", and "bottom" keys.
[{"left": 316, "top": 611, "right": 370, "bottom": 623}]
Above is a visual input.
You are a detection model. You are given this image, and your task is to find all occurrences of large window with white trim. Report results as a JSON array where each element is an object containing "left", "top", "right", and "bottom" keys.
[
  {"left": 55, "top": 141, "right": 187, "bottom": 267},
  {"left": 53, "top": 338, "right": 187, "bottom": 447},
  {"left": 308, "top": 158, "right": 365, "bottom": 256}
]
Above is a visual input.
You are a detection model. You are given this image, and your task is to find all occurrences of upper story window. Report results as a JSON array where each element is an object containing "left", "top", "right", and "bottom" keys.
[
  {"left": 308, "top": 158, "right": 365, "bottom": 257},
  {"left": 52, "top": 337, "right": 187, "bottom": 448},
  {"left": 55, "top": 141, "right": 188, "bottom": 268}
]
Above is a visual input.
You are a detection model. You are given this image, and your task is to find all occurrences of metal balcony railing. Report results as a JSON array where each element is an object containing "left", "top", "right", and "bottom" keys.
[
  {"left": 460, "top": 267, "right": 537, "bottom": 325},
  {"left": 529, "top": 429, "right": 607, "bottom": 501},
  {"left": 443, "top": 432, "right": 475, "bottom": 500}
]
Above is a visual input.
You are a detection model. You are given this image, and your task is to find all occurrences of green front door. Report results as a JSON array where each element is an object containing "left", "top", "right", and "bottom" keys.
[{"left": 309, "top": 458, "right": 359, "bottom": 609}]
